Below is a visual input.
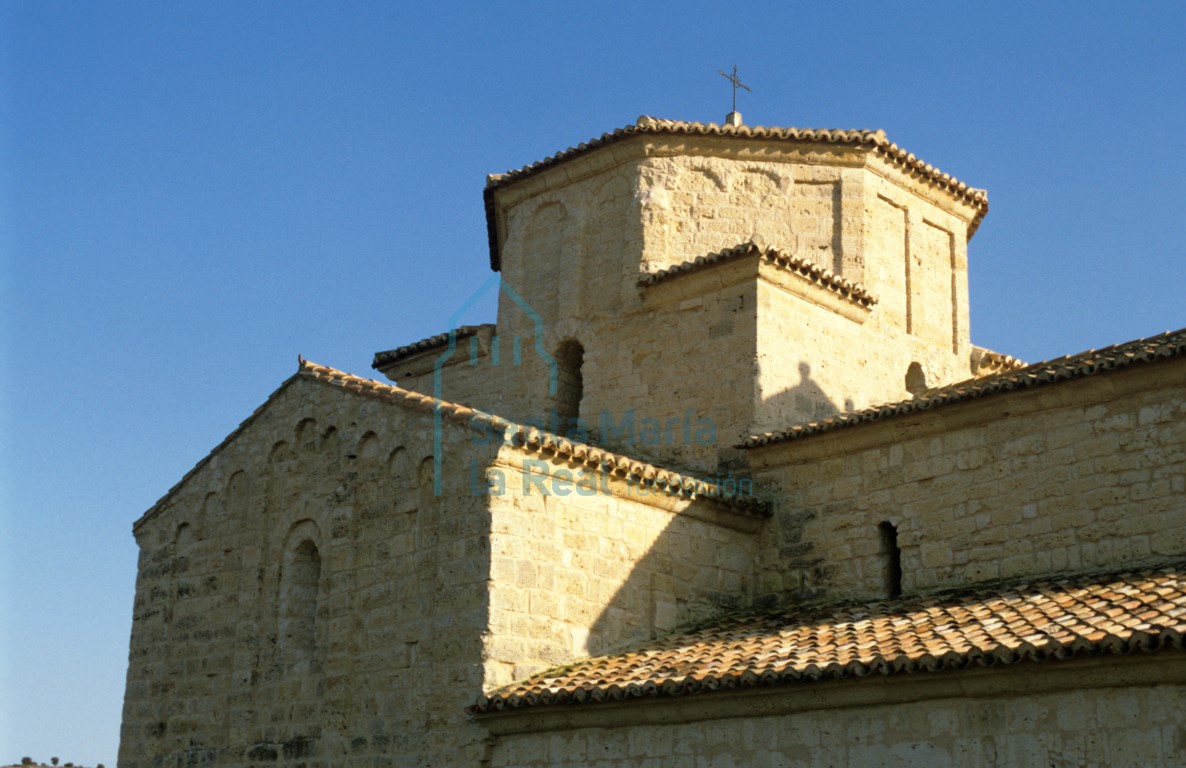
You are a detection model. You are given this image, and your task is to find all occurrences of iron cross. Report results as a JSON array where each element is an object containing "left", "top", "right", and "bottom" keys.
[{"left": 718, "top": 65, "right": 752, "bottom": 113}]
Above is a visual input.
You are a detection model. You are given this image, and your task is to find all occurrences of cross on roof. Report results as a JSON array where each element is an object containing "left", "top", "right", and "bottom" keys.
[{"left": 718, "top": 65, "right": 752, "bottom": 114}]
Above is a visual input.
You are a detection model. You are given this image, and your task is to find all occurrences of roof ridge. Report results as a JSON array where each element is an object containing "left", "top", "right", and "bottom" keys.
[
  {"left": 373, "top": 323, "right": 495, "bottom": 370},
  {"left": 743, "top": 326, "right": 1186, "bottom": 448},
  {"left": 638, "top": 241, "right": 877, "bottom": 307},
  {"left": 299, "top": 361, "right": 769, "bottom": 514},
  {"left": 471, "top": 560, "right": 1186, "bottom": 713},
  {"left": 484, "top": 114, "right": 986, "bottom": 209},
  {"left": 972, "top": 345, "right": 1027, "bottom": 372},
  {"left": 136, "top": 360, "right": 771, "bottom": 531},
  {"left": 485, "top": 116, "right": 989, "bottom": 271},
  {"left": 134, "top": 370, "right": 307, "bottom": 531}
]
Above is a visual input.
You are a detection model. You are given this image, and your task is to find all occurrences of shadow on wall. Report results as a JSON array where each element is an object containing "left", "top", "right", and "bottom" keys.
[
  {"left": 760, "top": 362, "right": 848, "bottom": 431},
  {"left": 576, "top": 486, "right": 906, "bottom": 662},
  {"left": 574, "top": 363, "right": 856, "bottom": 658},
  {"left": 580, "top": 495, "right": 760, "bottom": 659}
]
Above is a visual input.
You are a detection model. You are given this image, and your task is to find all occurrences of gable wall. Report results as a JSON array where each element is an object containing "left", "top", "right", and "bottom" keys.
[{"left": 119, "top": 378, "right": 500, "bottom": 768}]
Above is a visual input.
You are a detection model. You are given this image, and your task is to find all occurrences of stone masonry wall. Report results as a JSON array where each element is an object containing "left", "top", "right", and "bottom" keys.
[
  {"left": 480, "top": 449, "right": 762, "bottom": 690},
  {"left": 596, "top": 260, "right": 759, "bottom": 471},
  {"left": 635, "top": 152, "right": 864, "bottom": 279},
  {"left": 753, "top": 168, "right": 974, "bottom": 435},
  {"left": 753, "top": 264, "right": 969, "bottom": 437},
  {"left": 748, "top": 359, "right": 1186, "bottom": 605},
  {"left": 485, "top": 669, "right": 1186, "bottom": 768},
  {"left": 120, "top": 378, "right": 501, "bottom": 767},
  {"left": 397, "top": 255, "right": 762, "bottom": 474},
  {"left": 472, "top": 137, "right": 982, "bottom": 474},
  {"left": 382, "top": 327, "right": 519, "bottom": 424},
  {"left": 864, "top": 174, "right": 971, "bottom": 354}
]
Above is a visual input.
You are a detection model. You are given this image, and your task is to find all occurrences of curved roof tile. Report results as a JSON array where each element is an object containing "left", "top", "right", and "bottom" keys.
[
  {"left": 299, "top": 361, "right": 769, "bottom": 515},
  {"left": 134, "top": 359, "right": 769, "bottom": 530},
  {"left": 638, "top": 241, "right": 877, "bottom": 308},
  {"left": 743, "top": 327, "right": 1186, "bottom": 449},
  {"left": 485, "top": 116, "right": 989, "bottom": 270},
  {"left": 372, "top": 324, "right": 494, "bottom": 370},
  {"left": 472, "top": 563, "right": 1186, "bottom": 713}
]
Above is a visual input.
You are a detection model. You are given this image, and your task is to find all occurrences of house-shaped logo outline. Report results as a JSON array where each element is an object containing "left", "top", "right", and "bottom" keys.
[{"left": 431, "top": 273, "right": 557, "bottom": 495}]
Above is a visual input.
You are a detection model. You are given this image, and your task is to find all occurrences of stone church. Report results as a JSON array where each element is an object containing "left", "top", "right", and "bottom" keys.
[{"left": 119, "top": 114, "right": 1186, "bottom": 766}]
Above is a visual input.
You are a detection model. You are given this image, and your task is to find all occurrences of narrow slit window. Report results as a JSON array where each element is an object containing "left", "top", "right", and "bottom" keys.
[
  {"left": 554, "top": 340, "right": 584, "bottom": 434},
  {"left": 879, "top": 522, "right": 902, "bottom": 598}
]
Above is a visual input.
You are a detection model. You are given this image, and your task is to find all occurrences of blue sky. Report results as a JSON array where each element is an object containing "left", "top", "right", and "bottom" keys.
[{"left": 1, "top": 2, "right": 1184, "bottom": 765}]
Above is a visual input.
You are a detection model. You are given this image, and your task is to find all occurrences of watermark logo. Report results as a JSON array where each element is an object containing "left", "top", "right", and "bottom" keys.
[
  {"left": 431, "top": 274, "right": 556, "bottom": 495},
  {"left": 470, "top": 458, "right": 753, "bottom": 500},
  {"left": 428, "top": 275, "right": 752, "bottom": 502}
]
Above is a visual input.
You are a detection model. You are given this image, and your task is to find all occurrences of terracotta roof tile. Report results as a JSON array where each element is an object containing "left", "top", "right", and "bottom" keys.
[
  {"left": 971, "top": 345, "right": 1027, "bottom": 376},
  {"left": 638, "top": 241, "right": 877, "bottom": 308},
  {"left": 743, "top": 327, "right": 1186, "bottom": 449},
  {"left": 299, "top": 362, "right": 769, "bottom": 515},
  {"left": 135, "top": 360, "right": 769, "bottom": 530},
  {"left": 472, "top": 564, "right": 1186, "bottom": 713},
  {"left": 372, "top": 324, "right": 495, "bottom": 370},
  {"left": 485, "top": 116, "right": 989, "bottom": 270}
]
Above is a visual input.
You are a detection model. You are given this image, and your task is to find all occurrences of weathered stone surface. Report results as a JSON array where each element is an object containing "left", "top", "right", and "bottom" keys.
[
  {"left": 500, "top": 691, "right": 1183, "bottom": 768},
  {"left": 749, "top": 359, "right": 1186, "bottom": 603},
  {"left": 121, "top": 118, "right": 1186, "bottom": 767},
  {"left": 396, "top": 132, "right": 982, "bottom": 472}
]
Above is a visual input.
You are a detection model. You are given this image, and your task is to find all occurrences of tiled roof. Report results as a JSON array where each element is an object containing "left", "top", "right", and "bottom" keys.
[
  {"left": 485, "top": 116, "right": 989, "bottom": 270},
  {"left": 135, "top": 360, "right": 769, "bottom": 530},
  {"left": 372, "top": 324, "right": 494, "bottom": 370},
  {"left": 743, "top": 327, "right": 1186, "bottom": 449},
  {"left": 971, "top": 346, "right": 1027, "bottom": 376},
  {"left": 638, "top": 241, "right": 877, "bottom": 309},
  {"left": 472, "top": 563, "right": 1186, "bottom": 713},
  {"left": 298, "top": 361, "right": 767, "bottom": 515}
]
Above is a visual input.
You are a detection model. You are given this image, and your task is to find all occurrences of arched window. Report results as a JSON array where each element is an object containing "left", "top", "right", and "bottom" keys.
[
  {"left": 554, "top": 339, "right": 584, "bottom": 434},
  {"left": 167, "top": 523, "right": 195, "bottom": 629},
  {"left": 279, "top": 532, "right": 321, "bottom": 661},
  {"left": 879, "top": 521, "right": 903, "bottom": 598}
]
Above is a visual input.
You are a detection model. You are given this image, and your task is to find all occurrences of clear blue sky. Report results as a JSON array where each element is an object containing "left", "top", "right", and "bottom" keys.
[{"left": 1, "top": 2, "right": 1183, "bottom": 765}]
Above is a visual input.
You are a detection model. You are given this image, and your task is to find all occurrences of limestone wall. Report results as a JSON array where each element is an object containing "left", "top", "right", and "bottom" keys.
[
  {"left": 752, "top": 168, "right": 975, "bottom": 434},
  {"left": 490, "top": 137, "right": 975, "bottom": 352},
  {"left": 635, "top": 151, "right": 866, "bottom": 279},
  {"left": 748, "top": 359, "right": 1186, "bottom": 604},
  {"left": 480, "top": 450, "right": 762, "bottom": 690},
  {"left": 381, "top": 327, "right": 519, "bottom": 423},
  {"left": 394, "top": 260, "right": 760, "bottom": 473},
  {"left": 484, "top": 661, "right": 1186, "bottom": 768},
  {"left": 591, "top": 260, "right": 759, "bottom": 471},
  {"left": 863, "top": 171, "right": 971, "bottom": 352},
  {"left": 495, "top": 158, "right": 643, "bottom": 337},
  {"left": 119, "top": 378, "right": 499, "bottom": 767},
  {"left": 468, "top": 136, "right": 984, "bottom": 474},
  {"left": 753, "top": 264, "right": 971, "bottom": 437},
  {"left": 392, "top": 235, "right": 978, "bottom": 475}
]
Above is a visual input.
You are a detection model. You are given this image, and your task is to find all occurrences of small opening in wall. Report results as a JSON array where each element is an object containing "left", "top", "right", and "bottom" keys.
[
  {"left": 879, "top": 521, "right": 902, "bottom": 598},
  {"left": 554, "top": 339, "right": 584, "bottom": 434},
  {"left": 905, "top": 362, "right": 927, "bottom": 397}
]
